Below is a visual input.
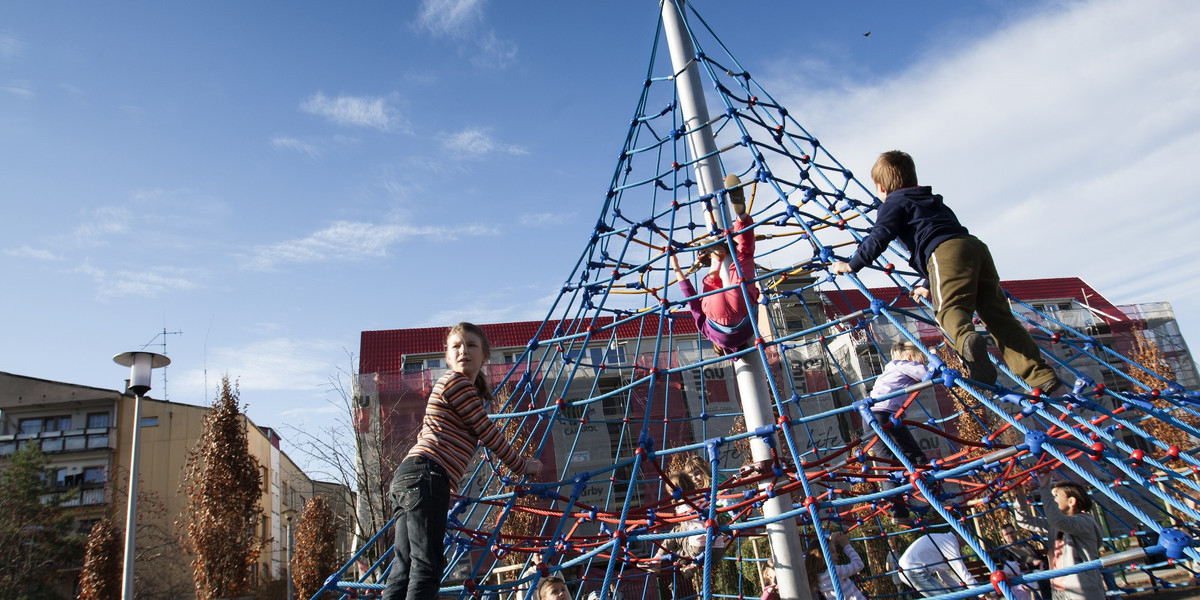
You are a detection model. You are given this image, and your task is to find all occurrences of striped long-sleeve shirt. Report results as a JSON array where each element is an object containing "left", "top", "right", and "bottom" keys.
[{"left": 408, "top": 371, "right": 529, "bottom": 492}]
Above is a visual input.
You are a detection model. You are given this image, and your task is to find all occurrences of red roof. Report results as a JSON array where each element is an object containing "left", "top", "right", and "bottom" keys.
[
  {"left": 361, "top": 314, "right": 698, "bottom": 375},
  {"left": 821, "top": 276, "right": 1124, "bottom": 318}
]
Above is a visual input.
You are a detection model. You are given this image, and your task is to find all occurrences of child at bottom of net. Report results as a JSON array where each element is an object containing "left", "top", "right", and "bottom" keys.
[
  {"left": 536, "top": 576, "right": 572, "bottom": 600},
  {"left": 864, "top": 341, "right": 932, "bottom": 522},
  {"left": 1012, "top": 477, "right": 1104, "bottom": 600},
  {"left": 805, "top": 531, "right": 867, "bottom": 600},
  {"left": 650, "top": 473, "right": 727, "bottom": 574}
]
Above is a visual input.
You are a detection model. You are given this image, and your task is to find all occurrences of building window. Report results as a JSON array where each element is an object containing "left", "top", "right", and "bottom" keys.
[
  {"left": 83, "top": 466, "right": 106, "bottom": 484},
  {"left": 140, "top": 417, "right": 159, "bottom": 427},
  {"left": 19, "top": 416, "right": 71, "bottom": 434},
  {"left": 87, "top": 413, "right": 110, "bottom": 429}
]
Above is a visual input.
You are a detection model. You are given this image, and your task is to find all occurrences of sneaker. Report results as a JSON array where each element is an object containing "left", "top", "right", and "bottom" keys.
[
  {"left": 1036, "top": 378, "right": 1063, "bottom": 396},
  {"left": 724, "top": 174, "right": 746, "bottom": 216},
  {"left": 960, "top": 332, "right": 997, "bottom": 386}
]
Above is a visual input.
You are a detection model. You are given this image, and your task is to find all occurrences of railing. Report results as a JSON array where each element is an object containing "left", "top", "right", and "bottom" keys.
[
  {"left": 39, "top": 484, "right": 109, "bottom": 507},
  {"left": 0, "top": 427, "right": 115, "bottom": 456}
]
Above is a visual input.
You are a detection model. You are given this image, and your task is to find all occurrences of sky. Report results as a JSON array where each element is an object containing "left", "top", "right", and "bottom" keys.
[{"left": 3, "top": 0, "right": 1199, "bottom": 469}]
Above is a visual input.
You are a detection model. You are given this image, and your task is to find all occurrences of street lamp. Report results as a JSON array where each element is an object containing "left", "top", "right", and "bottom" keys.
[
  {"left": 282, "top": 508, "right": 299, "bottom": 600},
  {"left": 112, "top": 351, "right": 170, "bottom": 600}
]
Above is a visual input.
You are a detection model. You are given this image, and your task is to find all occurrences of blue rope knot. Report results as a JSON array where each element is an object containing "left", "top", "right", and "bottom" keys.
[
  {"left": 1150, "top": 528, "right": 1194, "bottom": 559},
  {"left": 869, "top": 299, "right": 886, "bottom": 315},
  {"left": 704, "top": 438, "right": 723, "bottom": 463},
  {"left": 638, "top": 428, "right": 656, "bottom": 454},
  {"left": 1024, "top": 430, "right": 1049, "bottom": 456}
]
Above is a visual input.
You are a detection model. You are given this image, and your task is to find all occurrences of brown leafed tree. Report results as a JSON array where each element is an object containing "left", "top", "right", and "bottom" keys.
[
  {"left": 1128, "top": 328, "right": 1198, "bottom": 458},
  {"left": 177, "top": 375, "right": 264, "bottom": 600},
  {"left": 78, "top": 518, "right": 122, "bottom": 600},
  {"left": 291, "top": 496, "right": 340, "bottom": 599}
]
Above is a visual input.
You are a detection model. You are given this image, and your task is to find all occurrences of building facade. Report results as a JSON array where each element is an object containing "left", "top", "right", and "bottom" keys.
[{"left": 0, "top": 372, "right": 353, "bottom": 598}]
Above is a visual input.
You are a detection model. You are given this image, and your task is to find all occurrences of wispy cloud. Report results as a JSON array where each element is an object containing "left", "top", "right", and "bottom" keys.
[
  {"left": 416, "top": 0, "right": 484, "bottom": 37},
  {"left": 244, "top": 220, "right": 496, "bottom": 270},
  {"left": 3, "top": 245, "right": 59, "bottom": 260},
  {"left": 271, "top": 135, "right": 323, "bottom": 158},
  {"left": 415, "top": 0, "right": 517, "bottom": 69},
  {"left": 765, "top": 0, "right": 1200, "bottom": 330},
  {"left": 472, "top": 31, "right": 518, "bottom": 69},
  {"left": 3, "top": 84, "right": 33, "bottom": 98},
  {"left": 519, "top": 212, "right": 574, "bottom": 227},
  {"left": 300, "top": 92, "right": 402, "bottom": 131},
  {"left": 174, "top": 337, "right": 343, "bottom": 394},
  {"left": 443, "top": 127, "right": 527, "bottom": 156},
  {"left": 70, "top": 206, "right": 131, "bottom": 247},
  {"left": 0, "top": 33, "right": 24, "bottom": 62},
  {"left": 76, "top": 261, "right": 201, "bottom": 298},
  {"left": 422, "top": 288, "right": 557, "bottom": 327}
]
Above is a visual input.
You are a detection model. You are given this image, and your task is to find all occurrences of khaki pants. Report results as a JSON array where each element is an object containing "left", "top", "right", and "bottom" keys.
[{"left": 927, "top": 236, "right": 1057, "bottom": 389}]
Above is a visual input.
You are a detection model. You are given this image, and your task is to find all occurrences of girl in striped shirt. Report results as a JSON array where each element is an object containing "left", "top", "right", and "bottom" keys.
[{"left": 382, "top": 322, "right": 543, "bottom": 600}]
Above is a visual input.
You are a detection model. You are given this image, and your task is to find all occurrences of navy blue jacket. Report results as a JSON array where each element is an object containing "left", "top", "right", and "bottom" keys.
[{"left": 847, "top": 186, "right": 969, "bottom": 278}]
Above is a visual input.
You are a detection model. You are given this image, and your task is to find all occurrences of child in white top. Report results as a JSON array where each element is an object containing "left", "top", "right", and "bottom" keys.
[
  {"left": 806, "top": 531, "right": 867, "bottom": 600},
  {"left": 866, "top": 341, "right": 931, "bottom": 520}
]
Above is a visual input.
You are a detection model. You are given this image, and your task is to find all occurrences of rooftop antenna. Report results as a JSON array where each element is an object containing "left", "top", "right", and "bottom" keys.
[{"left": 140, "top": 328, "right": 183, "bottom": 400}]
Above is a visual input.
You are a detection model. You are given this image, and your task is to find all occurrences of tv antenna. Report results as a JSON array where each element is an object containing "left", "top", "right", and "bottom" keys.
[{"left": 140, "top": 328, "right": 183, "bottom": 400}]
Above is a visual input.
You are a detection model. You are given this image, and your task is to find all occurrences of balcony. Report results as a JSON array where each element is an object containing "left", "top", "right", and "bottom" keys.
[
  {"left": 40, "top": 483, "right": 110, "bottom": 507},
  {"left": 0, "top": 428, "right": 116, "bottom": 456}
]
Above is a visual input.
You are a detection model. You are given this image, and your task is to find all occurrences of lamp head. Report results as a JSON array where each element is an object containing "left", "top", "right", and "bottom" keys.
[{"left": 113, "top": 351, "right": 171, "bottom": 396}]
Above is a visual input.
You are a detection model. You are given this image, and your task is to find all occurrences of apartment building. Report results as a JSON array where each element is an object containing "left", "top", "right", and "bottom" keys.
[{"left": 0, "top": 372, "right": 353, "bottom": 597}]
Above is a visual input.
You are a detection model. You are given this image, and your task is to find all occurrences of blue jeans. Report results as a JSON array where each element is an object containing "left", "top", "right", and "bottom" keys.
[
  {"left": 904, "top": 568, "right": 949, "bottom": 597},
  {"left": 381, "top": 455, "right": 451, "bottom": 600}
]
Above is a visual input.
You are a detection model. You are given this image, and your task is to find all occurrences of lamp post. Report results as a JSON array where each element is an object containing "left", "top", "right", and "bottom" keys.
[
  {"left": 282, "top": 508, "right": 298, "bottom": 600},
  {"left": 112, "top": 351, "right": 170, "bottom": 600}
]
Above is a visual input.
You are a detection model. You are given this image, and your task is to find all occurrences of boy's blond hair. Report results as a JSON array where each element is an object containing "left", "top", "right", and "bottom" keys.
[
  {"left": 536, "top": 576, "right": 568, "bottom": 600},
  {"left": 871, "top": 150, "right": 919, "bottom": 194}
]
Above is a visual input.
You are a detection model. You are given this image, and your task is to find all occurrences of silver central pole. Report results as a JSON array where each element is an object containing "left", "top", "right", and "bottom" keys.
[{"left": 659, "top": 3, "right": 810, "bottom": 600}]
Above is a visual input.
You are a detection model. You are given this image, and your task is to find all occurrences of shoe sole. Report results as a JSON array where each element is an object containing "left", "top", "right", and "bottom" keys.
[
  {"left": 961, "top": 333, "right": 997, "bottom": 385},
  {"left": 724, "top": 174, "right": 746, "bottom": 216}
]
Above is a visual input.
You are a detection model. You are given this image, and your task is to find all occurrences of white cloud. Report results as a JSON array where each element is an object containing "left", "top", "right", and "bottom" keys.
[
  {"left": 472, "top": 31, "right": 518, "bottom": 69},
  {"left": 0, "top": 33, "right": 24, "bottom": 62},
  {"left": 244, "top": 220, "right": 496, "bottom": 270},
  {"left": 3, "top": 245, "right": 59, "bottom": 260},
  {"left": 271, "top": 135, "right": 323, "bottom": 158},
  {"left": 300, "top": 92, "right": 402, "bottom": 131},
  {"left": 519, "top": 212, "right": 574, "bottom": 227},
  {"left": 76, "top": 261, "right": 201, "bottom": 298},
  {"left": 422, "top": 290, "right": 557, "bottom": 327},
  {"left": 175, "top": 338, "right": 343, "bottom": 393},
  {"left": 414, "top": 0, "right": 516, "bottom": 69},
  {"left": 71, "top": 206, "right": 131, "bottom": 246},
  {"left": 761, "top": 0, "right": 1200, "bottom": 341},
  {"left": 3, "top": 84, "right": 33, "bottom": 98},
  {"left": 443, "top": 127, "right": 527, "bottom": 156},
  {"left": 416, "top": 0, "right": 484, "bottom": 37}
]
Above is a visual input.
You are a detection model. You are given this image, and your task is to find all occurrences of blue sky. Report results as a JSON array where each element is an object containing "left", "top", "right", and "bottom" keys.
[{"left": 3, "top": 0, "right": 1199, "bottom": 462}]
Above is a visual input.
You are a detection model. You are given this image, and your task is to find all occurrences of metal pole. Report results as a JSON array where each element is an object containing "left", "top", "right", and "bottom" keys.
[
  {"left": 659, "top": 3, "right": 810, "bottom": 600},
  {"left": 286, "top": 516, "right": 295, "bottom": 600},
  {"left": 120, "top": 392, "right": 144, "bottom": 600}
]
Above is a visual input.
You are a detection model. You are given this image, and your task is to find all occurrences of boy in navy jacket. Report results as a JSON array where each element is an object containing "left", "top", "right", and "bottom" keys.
[{"left": 831, "top": 151, "right": 1060, "bottom": 395}]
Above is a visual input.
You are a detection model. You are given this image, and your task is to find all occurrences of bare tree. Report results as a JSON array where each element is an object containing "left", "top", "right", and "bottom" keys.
[
  {"left": 177, "top": 375, "right": 264, "bottom": 600},
  {"left": 291, "top": 496, "right": 340, "bottom": 599},
  {"left": 283, "top": 353, "right": 399, "bottom": 573}
]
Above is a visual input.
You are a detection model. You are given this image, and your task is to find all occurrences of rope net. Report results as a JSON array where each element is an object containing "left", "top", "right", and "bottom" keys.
[{"left": 324, "top": 3, "right": 1200, "bottom": 599}]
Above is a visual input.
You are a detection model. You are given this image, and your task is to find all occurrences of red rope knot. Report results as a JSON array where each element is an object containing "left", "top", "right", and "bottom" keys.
[{"left": 989, "top": 570, "right": 1008, "bottom": 596}]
